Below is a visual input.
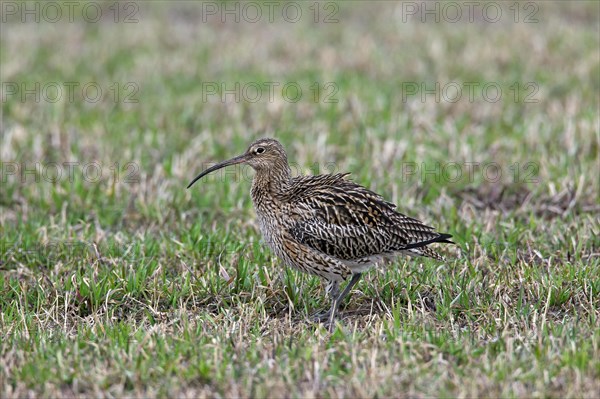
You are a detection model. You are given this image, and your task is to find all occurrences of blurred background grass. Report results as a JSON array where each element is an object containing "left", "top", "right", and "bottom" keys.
[{"left": 1, "top": 1, "right": 599, "bottom": 397}]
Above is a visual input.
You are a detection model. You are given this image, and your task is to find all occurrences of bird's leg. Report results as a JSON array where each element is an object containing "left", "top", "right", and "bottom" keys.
[
  {"left": 335, "top": 273, "right": 363, "bottom": 312},
  {"left": 325, "top": 273, "right": 362, "bottom": 331},
  {"left": 311, "top": 280, "right": 339, "bottom": 322},
  {"left": 312, "top": 273, "right": 363, "bottom": 331}
]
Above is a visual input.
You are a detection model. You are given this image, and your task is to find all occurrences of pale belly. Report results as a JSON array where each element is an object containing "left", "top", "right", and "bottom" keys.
[
  {"left": 256, "top": 214, "right": 278, "bottom": 252},
  {"left": 256, "top": 211, "right": 383, "bottom": 276},
  {"left": 341, "top": 256, "right": 384, "bottom": 273},
  {"left": 255, "top": 212, "right": 289, "bottom": 259},
  {"left": 255, "top": 211, "right": 322, "bottom": 276}
]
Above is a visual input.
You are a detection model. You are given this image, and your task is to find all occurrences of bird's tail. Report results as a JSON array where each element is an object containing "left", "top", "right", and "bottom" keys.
[{"left": 401, "top": 233, "right": 454, "bottom": 261}]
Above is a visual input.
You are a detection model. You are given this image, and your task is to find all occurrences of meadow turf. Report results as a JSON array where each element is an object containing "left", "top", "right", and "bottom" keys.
[{"left": 1, "top": 1, "right": 599, "bottom": 397}]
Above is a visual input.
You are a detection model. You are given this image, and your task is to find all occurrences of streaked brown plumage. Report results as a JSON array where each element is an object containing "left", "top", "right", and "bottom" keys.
[{"left": 188, "top": 138, "right": 453, "bottom": 329}]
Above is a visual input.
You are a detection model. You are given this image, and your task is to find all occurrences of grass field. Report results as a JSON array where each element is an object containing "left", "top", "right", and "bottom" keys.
[{"left": 1, "top": 1, "right": 599, "bottom": 397}]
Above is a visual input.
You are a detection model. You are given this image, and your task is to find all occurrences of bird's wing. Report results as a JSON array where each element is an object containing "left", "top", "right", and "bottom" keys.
[{"left": 285, "top": 174, "right": 451, "bottom": 261}]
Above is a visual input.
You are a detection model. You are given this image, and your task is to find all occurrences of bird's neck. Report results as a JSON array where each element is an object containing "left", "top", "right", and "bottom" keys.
[{"left": 251, "top": 163, "right": 292, "bottom": 203}]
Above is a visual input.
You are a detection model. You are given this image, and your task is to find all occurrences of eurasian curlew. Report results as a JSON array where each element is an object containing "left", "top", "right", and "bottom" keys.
[{"left": 187, "top": 138, "right": 453, "bottom": 330}]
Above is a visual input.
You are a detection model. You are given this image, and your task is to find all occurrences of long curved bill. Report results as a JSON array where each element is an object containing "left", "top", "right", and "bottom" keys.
[{"left": 187, "top": 154, "right": 248, "bottom": 189}]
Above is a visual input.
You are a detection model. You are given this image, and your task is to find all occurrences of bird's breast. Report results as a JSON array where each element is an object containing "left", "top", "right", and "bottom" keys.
[{"left": 252, "top": 197, "right": 298, "bottom": 256}]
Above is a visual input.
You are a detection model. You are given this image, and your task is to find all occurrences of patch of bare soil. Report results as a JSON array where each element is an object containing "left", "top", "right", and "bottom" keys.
[{"left": 455, "top": 183, "right": 600, "bottom": 218}]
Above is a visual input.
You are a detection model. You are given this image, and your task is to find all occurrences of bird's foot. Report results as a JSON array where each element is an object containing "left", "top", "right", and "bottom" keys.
[
  {"left": 310, "top": 309, "right": 332, "bottom": 323},
  {"left": 310, "top": 310, "right": 338, "bottom": 333}
]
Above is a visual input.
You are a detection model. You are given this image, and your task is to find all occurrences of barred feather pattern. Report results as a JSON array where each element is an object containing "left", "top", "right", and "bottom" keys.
[
  {"left": 250, "top": 153, "right": 452, "bottom": 284},
  {"left": 189, "top": 138, "right": 453, "bottom": 323}
]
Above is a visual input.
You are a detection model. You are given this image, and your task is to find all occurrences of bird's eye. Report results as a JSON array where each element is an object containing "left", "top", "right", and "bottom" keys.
[{"left": 256, "top": 147, "right": 265, "bottom": 154}]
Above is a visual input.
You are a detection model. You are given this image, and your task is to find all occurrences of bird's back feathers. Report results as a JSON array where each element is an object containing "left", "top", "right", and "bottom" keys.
[{"left": 280, "top": 173, "right": 452, "bottom": 262}]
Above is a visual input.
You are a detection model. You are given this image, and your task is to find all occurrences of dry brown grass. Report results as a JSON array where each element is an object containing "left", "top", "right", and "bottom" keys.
[{"left": 2, "top": 1, "right": 599, "bottom": 397}]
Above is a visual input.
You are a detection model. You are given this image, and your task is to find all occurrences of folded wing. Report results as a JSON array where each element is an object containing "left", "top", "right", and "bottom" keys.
[{"left": 285, "top": 174, "right": 452, "bottom": 261}]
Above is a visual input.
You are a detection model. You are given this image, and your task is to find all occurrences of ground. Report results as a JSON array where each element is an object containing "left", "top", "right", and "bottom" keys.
[{"left": 1, "top": 1, "right": 599, "bottom": 397}]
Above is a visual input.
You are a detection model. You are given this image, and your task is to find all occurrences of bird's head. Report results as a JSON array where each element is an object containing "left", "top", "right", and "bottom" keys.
[{"left": 187, "top": 138, "right": 289, "bottom": 189}]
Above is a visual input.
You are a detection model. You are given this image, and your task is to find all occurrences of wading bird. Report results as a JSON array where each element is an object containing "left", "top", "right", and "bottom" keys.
[{"left": 187, "top": 138, "right": 453, "bottom": 330}]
